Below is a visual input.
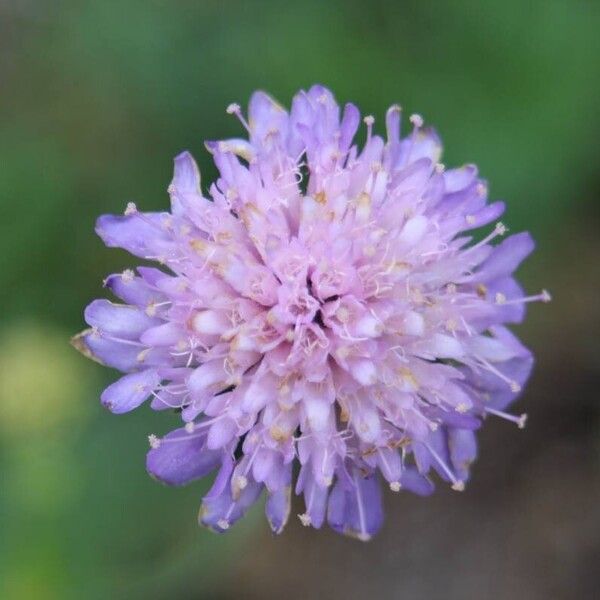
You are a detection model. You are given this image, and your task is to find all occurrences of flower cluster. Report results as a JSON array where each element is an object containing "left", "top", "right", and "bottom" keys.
[{"left": 74, "top": 85, "right": 548, "bottom": 540}]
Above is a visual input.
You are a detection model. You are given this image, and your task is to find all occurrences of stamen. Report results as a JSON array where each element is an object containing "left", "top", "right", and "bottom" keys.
[
  {"left": 485, "top": 407, "right": 528, "bottom": 429},
  {"left": 424, "top": 442, "right": 464, "bottom": 491},
  {"left": 496, "top": 290, "right": 551, "bottom": 306},
  {"left": 465, "top": 222, "right": 507, "bottom": 254},
  {"left": 226, "top": 102, "right": 250, "bottom": 132},
  {"left": 474, "top": 356, "right": 521, "bottom": 392},
  {"left": 150, "top": 390, "right": 187, "bottom": 410},
  {"left": 146, "top": 300, "right": 171, "bottom": 317}
]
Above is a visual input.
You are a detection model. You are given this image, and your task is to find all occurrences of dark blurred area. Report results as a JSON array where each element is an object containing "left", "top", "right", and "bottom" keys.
[{"left": 0, "top": 1, "right": 598, "bottom": 599}]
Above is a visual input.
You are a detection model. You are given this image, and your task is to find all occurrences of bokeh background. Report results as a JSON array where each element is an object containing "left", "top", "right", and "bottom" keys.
[{"left": 1, "top": 1, "right": 598, "bottom": 598}]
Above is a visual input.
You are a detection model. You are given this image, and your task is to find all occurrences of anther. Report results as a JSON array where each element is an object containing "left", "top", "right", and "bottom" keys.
[
  {"left": 409, "top": 113, "right": 424, "bottom": 128},
  {"left": 185, "top": 422, "right": 195, "bottom": 433},
  {"left": 435, "top": 163, "right": 445, "bottom": 173},
  {"left": 298, "top": 513, "right": 312, "bottom": 526},
  {"left": 495, "top": 221, "right": 507, "bottom": 235},
  {"left": 389, "top": 481, "right": 402, "bottom": 492},
  {"left": 363, "top": 115, "right": 375, "bottom": 126},
  {"left": 121, "top": 269, "right": 135, "bottom": 282},
  {"left": 445, "top": 318, "right": 458, "bottom": 332},
  {"left": 496, "top": 290, "right": 552, "bottom": 306},
  {"left": 451, "top": 481, "right": 465, "bottom": 492},
  {"left": 148, "top": 434, "right": 161, "bottom": 449},
  {"left": 495, "top": 292, "right": 507, "bottom": 305},
  {"left": 124, "top": 202, "right": 137, "bottom": 216},
  {"left": 217, "top": 519, "right": 230, "bottom": 530}
]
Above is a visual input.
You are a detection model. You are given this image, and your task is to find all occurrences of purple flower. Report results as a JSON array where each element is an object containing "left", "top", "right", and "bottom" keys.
[{"left": 74, "top": 86, "right": 549, "bottom": 540}]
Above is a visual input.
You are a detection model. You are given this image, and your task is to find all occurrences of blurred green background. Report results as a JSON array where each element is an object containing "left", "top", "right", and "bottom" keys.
[{"left": 1, "top": 1, "right": 598, "bottom": 599}]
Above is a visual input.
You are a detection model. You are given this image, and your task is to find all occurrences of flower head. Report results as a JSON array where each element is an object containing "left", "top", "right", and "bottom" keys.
[{"left": 74, "top": 85, "right": 548, "bottom": 539}]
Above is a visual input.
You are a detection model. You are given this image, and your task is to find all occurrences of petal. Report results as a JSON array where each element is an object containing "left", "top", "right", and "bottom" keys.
[
  {"left": 465, "top": 354, "right": 533, "bottom": 410},
  {"left": 251, "top": 447, "right": 276, "bottom": 483},
  {"left": 376, "top": 448, "right": 403, "bottom": 487},
  {"left": 486, "top": 276, "right": 527, "bottom": 324},
  {"left": 95, "top": 212, "right": 174, "bottom": 259},
  {"left": 399, "top": 127, "right": 442, "bottom": 165},
  {"left": 418, "top": 333, "right": 464, "bottom": 360},
  {"left": 265, "top": 486, "right": 291, "bottom": 534},
  {"left": 188, "top": 360, "right": 228, "bottom": 396},
  {"left": 448, "top": 428, "right": 477, "bottom": 482},
  {"left": 72, "top": 328, "right": 141, "bottom": 371},
  {"left": 302, "top": 477, "right": 329, "bottom": 529},
  {"left": 146, "top": 426, "right": 221, "bottom": 486},
  {"left": 170, "top": 151, "right": 202, "bottom": 215},
  {"left": 199, "top": 464, "right": 263, "bottom": 533},
  {"left": 462, "top": 201, "right": 506, "bottom": 231},
  {"left": 443, "top": 165, "right": 478, "bottom": 193},
  {"left": 100, "top": 369, "right": 160, "bottom": 414},
  {"left": 248, "top": 91, "right": 289, "bottom": 148},
  {"left": 76, "top": 329, "right": 171, "bottom": 372},
  {"left": 339, "top": 102, "right": 360, "bottom": 152},
  {"left": 104, "top": 271, "right": 164, "bottom": 307},
  {"left": 206, "top": 417, "right": 238, "bottom": 450},
  {"left": 84, "top": 299, "right": 159, "bottom": 340},
  {"left": 477, "top": 232, "right": 535, "bottom": 283},
  {"left": 140, "top": 322, "right": 185, "bottom": 347},
  {"left": 327, "top": 471, "right": 383, "bottom": 541},
  {"left": 204, "top": 457, "right": 235, "bottom": 501},
  {"left": 400, "top": 467, "right": 435, "bottom": 496},
  {"left": 302, "top": 394, "right": 333, "bottom": 433}
]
